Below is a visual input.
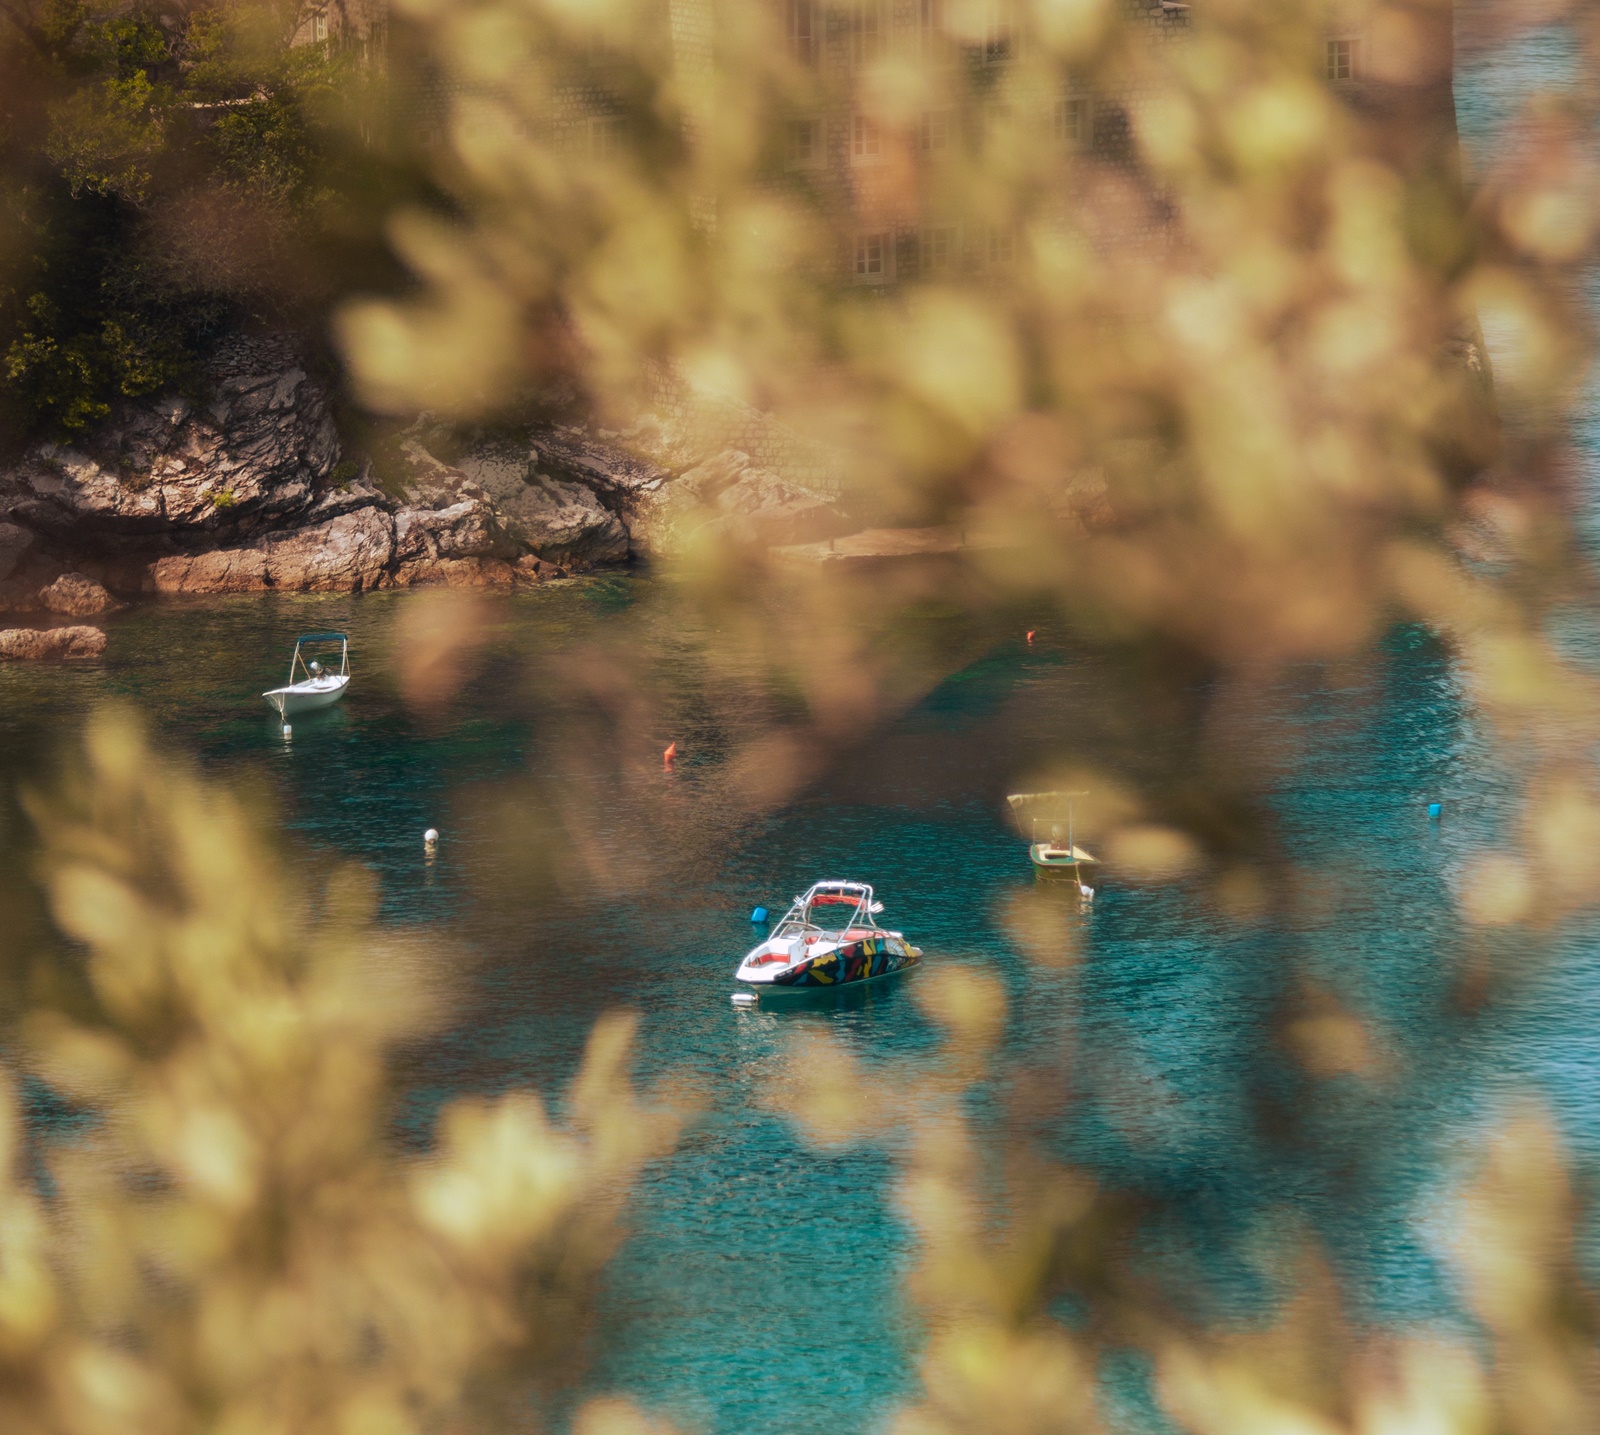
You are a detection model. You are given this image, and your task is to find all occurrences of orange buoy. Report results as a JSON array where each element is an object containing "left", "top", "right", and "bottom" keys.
[
  {"left": 1026, "top": 629, "right": 1036, "bottom": 644},
  {"left": 664, "top": 741, "right": 677, "bottom": 769}
]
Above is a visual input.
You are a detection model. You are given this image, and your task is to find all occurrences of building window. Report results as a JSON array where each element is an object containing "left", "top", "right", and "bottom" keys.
[
  {"left": 852, "top": 114, "right": 882, "bottom": 161},
  {"left": 920, "top": 225, "right": 957, "bottom": 273},
  {"left": 851, "top": 0, "right": 885, "bottom": 66},
  {"left": 787, "top": 0, "right": 817, "bottom": 65},
  {"left": 982, "top": 0, "right": 1014, "bottom": 62},
  {"left": 918, "top": 0, "right": 944, "bottom": 54},
  {"left": 787, "top": 118, "right": 818, "bottom": 166},
  {"left": 1327, "top": 37, "right": 1362, "bottom": 81},
  {"left": 1092, "top": 102, "right": 1132, "bottom": 161},
  {"left": 1054, "top": 96, "right": 1088, "bottom": 146},
  {"left": 590, "top": 116, "right": 627, "bottom": 159},
  {"left": 311, "top": 11, "right": 328, "bottom": 41},
  {"left": 918, "top": 110, "right": 952, "bottom": 153},
  {"left": 855, "top": 231, "right": 891, "bottom": 282},
  {"left": 987, "top": 225, "right": 1016, "bottom": 267}
]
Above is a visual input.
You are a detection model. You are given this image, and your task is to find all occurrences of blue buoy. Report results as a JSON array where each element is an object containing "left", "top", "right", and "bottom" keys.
[
  {"left": 1428, "top": 802, "right": 1442, "bottom": 819},
  {"left": 750, "top": 906, "right": 768, "bottom": 923}
]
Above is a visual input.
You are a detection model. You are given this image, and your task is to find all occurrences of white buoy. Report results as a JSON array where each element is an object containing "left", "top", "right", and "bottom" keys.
[
  {"left": 424, "top": 828, "right": 439, "bottom": 848},
  {"left": 1079, "top": 883, "right": 1095, "bottom": 900},
  {"left": 730, "top": 991, "right": 757, "bottom": 1006},
  {"left": 282, "top": 724, "right": 292, "bottom": 739}
]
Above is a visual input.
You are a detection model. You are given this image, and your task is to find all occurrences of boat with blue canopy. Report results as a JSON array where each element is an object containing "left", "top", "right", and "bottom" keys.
[{"left": 263, "top": 632, "right": 350, "bottom": 717}]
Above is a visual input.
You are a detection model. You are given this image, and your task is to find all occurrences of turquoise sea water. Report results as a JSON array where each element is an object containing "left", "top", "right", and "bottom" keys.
[
  {"left": 0, "top": 583, "right": 1591, "bottom": 1434},
  {"left": 0, "top": 34, "right": 1595, "bottom": 1435}
]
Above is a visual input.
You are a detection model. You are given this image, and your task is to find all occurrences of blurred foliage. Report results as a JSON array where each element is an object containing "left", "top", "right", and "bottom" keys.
[
  {"left": 335, "top": 0, "right": 1600, "bottom": 1425},
  {"left": 7, "top": 0, "right": 1600, "bottom": 1427},
  {"left": 0, "top": 706, "right": 680, "bottom": 1434}
]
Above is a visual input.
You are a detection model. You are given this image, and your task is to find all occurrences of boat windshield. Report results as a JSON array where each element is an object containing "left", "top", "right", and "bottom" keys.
[
  {"left": 773, "top": 886, "right": 874, "bottom": 937},
  {"left": 286, "top": 632, "right": 349, "bottom": 686}
]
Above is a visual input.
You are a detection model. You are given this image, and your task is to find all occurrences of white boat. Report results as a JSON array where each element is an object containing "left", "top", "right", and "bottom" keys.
[
  {"left": 1007, "top": 790, "right": 1099, "bottom": 894},
  {"left": 263, "top": 631, "right": 351, "bottom": 717},
  {"left": 734, "top": 881, "right": 922, "bottom": 990}
]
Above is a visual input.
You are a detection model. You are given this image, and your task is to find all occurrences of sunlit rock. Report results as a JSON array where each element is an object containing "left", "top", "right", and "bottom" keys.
[
  {"left": 146, "top": 508, "right": 396, "bottom": 594},
  {"left": 0, "top": 336, "right": 339, "bottom": 545},
  {"left": 38, "top": 572, "right": 120, "bottom": 618}
]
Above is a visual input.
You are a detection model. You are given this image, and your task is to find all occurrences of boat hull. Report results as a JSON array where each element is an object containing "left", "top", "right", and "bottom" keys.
[
  {"left": 756, "top": 934, "right": 922, "bottom": 989},
  {"left": 1029, "top": 843, "right": 1098, "bottom": 885},
  {"left": 263, "top": 677, "right": 349, "bottom": 717}
]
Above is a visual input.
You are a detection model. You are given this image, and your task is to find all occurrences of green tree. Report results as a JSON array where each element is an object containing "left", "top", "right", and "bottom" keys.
[{"left": 0, "top": 0, "right": 418, "bottom": 444}]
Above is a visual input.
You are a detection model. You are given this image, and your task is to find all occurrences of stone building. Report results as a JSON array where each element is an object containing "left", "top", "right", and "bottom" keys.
[
  {"left": 763, "top": 0, "right": 1192, "bottom": 287},
  {"left": 289, "top": 0, "right": 387, "bottom": 54},
  {"left": 760, "top": 0, "right": 1458, "bottom": 289},
  {"left": 297, "top": 0, "right": 1455, "bottom": 288}
]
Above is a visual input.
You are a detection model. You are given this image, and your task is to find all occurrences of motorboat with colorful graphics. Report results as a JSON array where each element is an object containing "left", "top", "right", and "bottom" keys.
[
  {"left": 734, "top": 881, "right": 922, "bottom": 993},
  {"left": 263, "top": 632, "right": 350, "bottom": 718}
]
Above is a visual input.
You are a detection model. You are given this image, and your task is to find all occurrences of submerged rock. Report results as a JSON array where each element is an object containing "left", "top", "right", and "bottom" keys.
[{"left": 0, "top": 625, "right": 107, "bottom": 660}]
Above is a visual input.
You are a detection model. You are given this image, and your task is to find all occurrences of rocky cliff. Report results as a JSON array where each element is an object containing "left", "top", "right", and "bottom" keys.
[{"left": 0, "top": 335, "right": 848, "bottom": 617}]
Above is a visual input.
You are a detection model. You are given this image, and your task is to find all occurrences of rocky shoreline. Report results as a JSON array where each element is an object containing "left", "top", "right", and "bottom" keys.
[{"left": 0, "top": 335, "right": 850, "bottom": 649}]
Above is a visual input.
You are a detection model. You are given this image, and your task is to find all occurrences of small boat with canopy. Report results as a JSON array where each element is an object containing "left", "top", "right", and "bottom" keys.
[
  {"left": 263, "top": 632, "right": 350, "bottom": 717},
  {"left": 1007, "top": 790, "right": 1099, "bottom": 893},
  {"left": 734, "top": 881, "right": 922, "bottom": 991}
]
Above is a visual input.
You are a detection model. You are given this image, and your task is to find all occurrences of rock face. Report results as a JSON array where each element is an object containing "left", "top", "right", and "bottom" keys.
[
  {"left": 394, "top": 499, "right": 512, "bottom": 566},
  {"left": 0, "top": 343, "right": 857, "bottom": 604},
  {"left": 530, "top": 427, "right": 670, "bottom": 503},
  {"left": 1, "top": 335, "right": 339, "bottom": 547},
  {"left": 403, "top": 429, "right": 635, "bottom": 568},
  {"left": 148, "top": 508, "right": 396, "bottom": 595},
  {"left": 39, "top": 572, "right": 119, "bottom": 617},
  {"left": 629, "top": 449, "right": 845, "bottom": 556},
  {"left": 0, "top": 625, "right": 107, "bottom": 660},
  {"left": 498, "top": 475, "right": 630, "bottom": 566},
  {"left": 0, "top": 523, "right": 34, "bottom": 583}
]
